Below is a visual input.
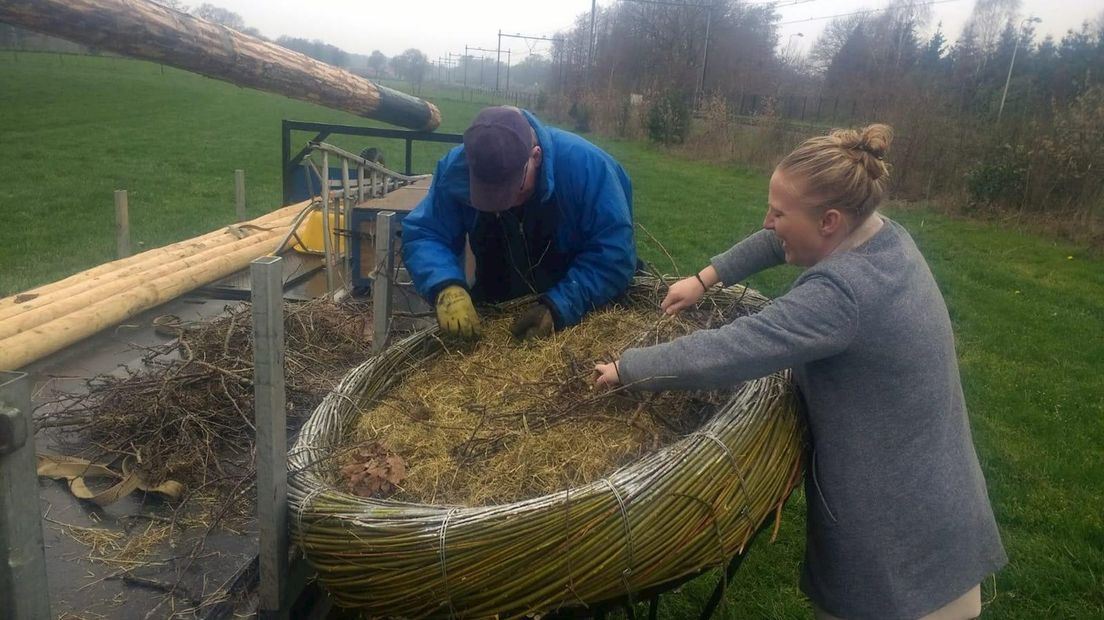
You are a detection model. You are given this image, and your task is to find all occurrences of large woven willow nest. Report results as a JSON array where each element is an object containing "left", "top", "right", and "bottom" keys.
[{"left": 288, "top": 277, "right": 806, "bottom": 618}]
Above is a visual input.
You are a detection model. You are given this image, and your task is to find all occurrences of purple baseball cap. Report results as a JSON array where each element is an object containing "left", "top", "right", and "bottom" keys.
[{"left": 463, "top": 106, "right": 533, "bottom": 212}]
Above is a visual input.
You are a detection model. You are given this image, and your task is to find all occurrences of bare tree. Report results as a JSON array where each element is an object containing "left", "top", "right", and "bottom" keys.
[
  {"left": 390, "top": 48, "right": 429, "bottom": 86},
  {"left": 191, "top": 3, "right": 245, "bottom": 31},
  {"left": 368, "top": 50, "right": 387, "bottom": 78},
  {"left": 963, "top": 0, "right": 1021, "bottom": 69},
  {"left": 154, "top": 0, "right": 188, "bottom": 10},
  {"left": 809, "top": 14, "right": 868, "bottom": 74}
]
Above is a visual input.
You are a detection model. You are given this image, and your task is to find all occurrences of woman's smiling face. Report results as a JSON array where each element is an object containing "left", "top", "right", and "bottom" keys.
[{"left": 764, "top": 168, "right": 835, "bottom": 267}]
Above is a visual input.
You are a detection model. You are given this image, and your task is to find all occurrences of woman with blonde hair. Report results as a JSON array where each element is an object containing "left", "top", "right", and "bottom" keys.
[{"left": 595, "top": 125, "right": 1006, "bottom": 619}]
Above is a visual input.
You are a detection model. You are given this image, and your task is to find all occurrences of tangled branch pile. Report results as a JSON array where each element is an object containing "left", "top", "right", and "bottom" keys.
[
  {"left": 340, "top": 289, "right": 756, "bottom": 505},
  {"left": 41, "top": 298, "right": 375, "bottom": 509}
]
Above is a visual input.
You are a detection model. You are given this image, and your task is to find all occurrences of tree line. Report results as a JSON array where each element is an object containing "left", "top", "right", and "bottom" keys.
[
  {"left": 539, "top": 0, "right": 1104, "bottom": 239},
  {"left": 3, "top": 0, "right": 1099, "bottom": 237}
]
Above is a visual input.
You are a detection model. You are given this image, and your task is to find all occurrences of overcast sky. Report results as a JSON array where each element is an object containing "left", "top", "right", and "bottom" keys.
[{"left": 202, "top": 0, "right": 1102, "bottom": 62}]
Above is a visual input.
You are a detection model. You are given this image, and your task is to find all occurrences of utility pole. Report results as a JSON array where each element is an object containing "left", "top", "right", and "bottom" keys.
[
  {"left": 588, "top": 0, "right": 596, "bottom": 86},
  {"left": 998, "top": 17, "right": 1041, "bottom": 121},
  {"left": 468, "top": 46, "right": 499, "bottom": 91},
  {"left": 496, "top": 29, "right": 502, "bottom": 93},
  {"left": 621, "top": 0, "right": 715, "bottom": 105},
  {"left": 494, "top": 32, "right": 564, "bottom": 96},
  {"left": 695, "top": 3, "right": 713, "bottom": 106}
]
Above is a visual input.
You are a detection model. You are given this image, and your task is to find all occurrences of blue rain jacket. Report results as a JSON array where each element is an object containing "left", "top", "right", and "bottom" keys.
[{"left": 401, "top": 110, "right": 636, "bottom": 328}]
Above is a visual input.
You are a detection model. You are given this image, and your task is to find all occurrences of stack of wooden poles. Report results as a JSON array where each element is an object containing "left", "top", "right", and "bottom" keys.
[{"left": 0, "top": 201, "right": 311, "bottom": 371}]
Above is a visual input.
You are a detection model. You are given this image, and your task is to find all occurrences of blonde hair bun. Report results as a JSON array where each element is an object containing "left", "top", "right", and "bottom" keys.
[
  {"left": 832, "top": 124, "right": 893, "bottom": 180},
  {"left": 778, "top": 123, "right": 894, "bottom": 220}
]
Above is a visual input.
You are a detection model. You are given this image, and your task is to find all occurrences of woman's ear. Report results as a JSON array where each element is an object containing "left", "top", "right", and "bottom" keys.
[
  {"left": 532, "top": 145, "right": 543, "bottom": 167},
  {"left": 820, "top": 209, "right": 845, "bottom": 236}
]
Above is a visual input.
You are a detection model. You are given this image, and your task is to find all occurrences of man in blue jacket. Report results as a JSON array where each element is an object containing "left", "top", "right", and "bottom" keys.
[{"left": 401, "top": 106, "right": 637, "bottom": 340}]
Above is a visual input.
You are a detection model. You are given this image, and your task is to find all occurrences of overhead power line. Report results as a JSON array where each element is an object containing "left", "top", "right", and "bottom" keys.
[
  {"left": 619, "top": 0, "right": 817, "bottom": 6},
  {"left": 780, "top": 0, "right": 962, "bottom": 25}
]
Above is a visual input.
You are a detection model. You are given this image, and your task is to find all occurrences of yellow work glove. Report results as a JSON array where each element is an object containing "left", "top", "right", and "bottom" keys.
[
  {"left": 435, "top": 285, "right": 481, "bottom": 339},
  {"left": 510, "top": 302, "right": 556, "bottom": 341}
]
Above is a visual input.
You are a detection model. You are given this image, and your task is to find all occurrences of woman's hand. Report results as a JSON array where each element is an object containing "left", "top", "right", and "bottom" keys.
[
  {"left": 594, "top": 361, "right": 621, "bottom": 388},
  {"left": 661, "top": 276, "right": 705, "bottom": 315}
]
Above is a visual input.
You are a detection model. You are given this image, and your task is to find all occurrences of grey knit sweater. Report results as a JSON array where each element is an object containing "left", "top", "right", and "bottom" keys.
[{"left": 619, "top": 220, "right": 1007, "bottom": 619}]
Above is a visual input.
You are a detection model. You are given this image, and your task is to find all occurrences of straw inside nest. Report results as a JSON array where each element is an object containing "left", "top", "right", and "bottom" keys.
[{"left": 340, "top": 303, "right": 730, "bottom": 506}]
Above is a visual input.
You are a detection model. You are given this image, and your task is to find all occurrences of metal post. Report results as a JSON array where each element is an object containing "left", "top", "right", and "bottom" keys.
[
  {"left": 281, "top": 121, "right": 292, "bottom": 204},
  {"left": 999, "top": 17, "right": 1040, "bottom": 122},
  {"left": 506, "top": 49, "right": 512, "bottom": 94},
  {"left": 341, "top": 158, "right": 352, "bottom": 288},
  {"left": 235, "top": 169, "right": 246, "bottom": 222},
  {"left": 588, "top": 0, "right": 596, "bottom": 85},
  {"left": 998, "top": 40, "right": 1021, "bottom": 122},
  {"left": 696, "top": 4, "right": 712, "bottom": 107},
  {"left": 404, "top": 140, "right": 413, "bottom": 176},
  {"left": 495, "top": 30, "right": 503, "bottom": 93},
  {"left": 372, "top": 212, "right": 395, "bottom": 354},
  {"left": 0, "top": 371, "right": 51, "bottom": 620},
  {"left": 252, "top": 256, "right": 288, "bottom": 616},
  {"left": 114, "top": 189, "right": 130, "bottom": 258},
  {"left": 320, "top": 152, "right": 335, "bottom": 296}
]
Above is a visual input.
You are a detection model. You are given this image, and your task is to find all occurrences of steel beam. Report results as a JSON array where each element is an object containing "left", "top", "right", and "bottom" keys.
[
  {"left": 252, "top": 257, "right": 288, "bottom": 615},
  {"left": 372, "top": 212, "right": 395, "bottom": 354},
  {"left": 0, "top": 371, "right": 51, "bottom": 620}
]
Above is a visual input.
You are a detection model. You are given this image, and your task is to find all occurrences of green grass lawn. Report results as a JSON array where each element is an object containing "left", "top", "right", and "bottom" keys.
[
  {"left": 0, "top": 53, "right": 493, "bottom": 296},
  {"left": 2, "top": 52, "right": 1102, "bottom": 618}
]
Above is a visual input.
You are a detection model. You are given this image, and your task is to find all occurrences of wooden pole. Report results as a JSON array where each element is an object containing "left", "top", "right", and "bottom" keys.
[
  {"left": 0, "top": 231, "right": 279, "bottom": 340},
  {"left": 114, "top": 189, "right": 130, "bottom": 259},
  {"left": 0, "top": 205, "right": 304, "bottom": 319},
  {"left": 0, "top": 238, "right": 297, "bottom": 370},
  {"left": 0, "top": 220, "right": 295, "bottom": 327},
  {"left": 0, "top": 0, "right": 441, "bottom": 130},
  {"left": 235, "top": 169, "right": 246, "bottom": 222}
]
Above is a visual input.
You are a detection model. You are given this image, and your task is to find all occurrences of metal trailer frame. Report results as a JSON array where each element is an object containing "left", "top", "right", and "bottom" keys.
[{"left": 281, "top": 119, "right": 464, "bottom": 205}]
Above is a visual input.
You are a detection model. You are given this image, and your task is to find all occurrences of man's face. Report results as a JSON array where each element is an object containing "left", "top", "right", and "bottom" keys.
[{"left": 764, "top": 169, "right": 832, "bottom": 267}]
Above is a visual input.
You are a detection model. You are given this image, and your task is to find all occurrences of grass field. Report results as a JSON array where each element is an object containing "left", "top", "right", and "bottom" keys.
[
  {"left": 0, "top": 52, "right": 501, "bottom": 296},
  {"left": 2, "top": 52, "right": 1102, "bottom": 618}
]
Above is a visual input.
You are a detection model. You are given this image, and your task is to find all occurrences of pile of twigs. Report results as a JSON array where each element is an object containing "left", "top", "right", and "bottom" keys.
[
  {"left": 39, "top": 298, "right": 375, "bottom": 513},
  {"left": 288, "top": 277, "right": 806, "bottom": 617}
]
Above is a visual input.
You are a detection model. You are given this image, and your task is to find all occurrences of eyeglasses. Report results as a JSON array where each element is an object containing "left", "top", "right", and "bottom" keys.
[{"left": 518, "top": 159, "right": 530, "bottom": 193}]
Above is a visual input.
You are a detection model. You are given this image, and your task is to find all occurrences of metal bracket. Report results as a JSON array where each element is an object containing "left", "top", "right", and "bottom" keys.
[{"left": 0, "top": 406, "right": 28, "bottom": 455}]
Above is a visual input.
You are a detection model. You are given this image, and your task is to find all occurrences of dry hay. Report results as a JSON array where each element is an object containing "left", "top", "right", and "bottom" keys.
[
  {"left": 39, "top": 298, "right": 376, "bottom": 514},
  {"left": 340, "top": 304, "right": 730, "bottom": 506},
  {"left": 47, "top": 516, "right": 172, "bottom": 570}
]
